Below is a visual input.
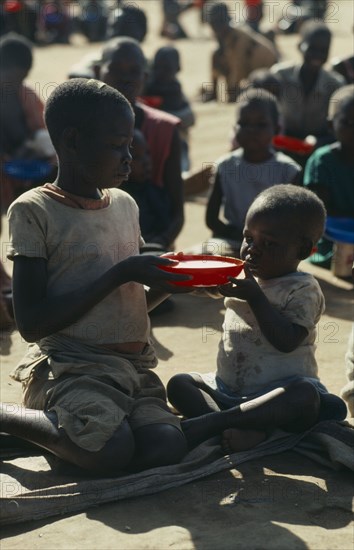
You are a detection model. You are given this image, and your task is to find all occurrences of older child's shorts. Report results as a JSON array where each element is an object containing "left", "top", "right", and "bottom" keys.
[{"left": 16, "top": 343, "right": 181, "bottom": 453}]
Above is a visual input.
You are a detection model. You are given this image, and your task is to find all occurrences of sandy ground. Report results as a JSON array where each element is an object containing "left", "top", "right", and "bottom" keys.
[{"left": 1, "top": 1, "right": 354, "bottom": 548}]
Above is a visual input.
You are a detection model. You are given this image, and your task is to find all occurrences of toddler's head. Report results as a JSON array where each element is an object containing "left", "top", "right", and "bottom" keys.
[
  {"left": 234, "top": 89, "right": 280, "bottom": 157},
  {"left": 130, "top": 129, "right": 152, "bottom": 183},
  {"left": 328, "top": 84, "right": 354, "bottom": 150},
  {"left": 0, "top": 32, "right": 33, "bottom": 85},
  {"left": 298, "top": 20, "right": 331, "bottom": 72},
  {"left": 242, "top": 185, "right": 326, "bottom": 279}
]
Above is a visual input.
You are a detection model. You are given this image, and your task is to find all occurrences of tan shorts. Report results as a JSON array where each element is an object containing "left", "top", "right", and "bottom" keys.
[{"left": 23, "top": 359, "right": 181, "bottom": 452}]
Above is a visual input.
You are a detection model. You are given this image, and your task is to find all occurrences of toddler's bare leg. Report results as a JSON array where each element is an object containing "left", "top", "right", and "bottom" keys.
[
  {"left": 0, "top": 403, "right": 135, "bottom": 475},
  {"left": 167, "top": 373, "right": 222, "bottom": 416},
  {"left": 181, "top": 379, "right": 320, "bottom": 449}
]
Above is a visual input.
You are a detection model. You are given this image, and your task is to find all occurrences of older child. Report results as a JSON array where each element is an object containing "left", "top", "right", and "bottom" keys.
[
  {"left": 168, "top": 185, "right": 347, "bottom": 452},
  {"left": 2, "top": 79, "right": 195, "bottom": 475},
  {"left": 206, "top": 90, "right": 301, "bottom": 256},
  {"left": 271, "top": 20, "right": 345, "bottom": 146}
]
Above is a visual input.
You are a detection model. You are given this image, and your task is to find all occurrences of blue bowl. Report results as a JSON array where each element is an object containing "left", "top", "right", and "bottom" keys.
[
  {"left": 325, "top": 217, "right": 354, "bottom": 244},
  {"left": 3, "top": 159, "right": 53, "bottom": 181}
]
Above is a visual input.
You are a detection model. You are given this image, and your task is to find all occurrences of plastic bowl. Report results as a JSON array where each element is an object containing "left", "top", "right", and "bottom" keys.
[
  {"left": 325, "top": 217, "right": 354, "bottom": 244},
  {"left": 159, "top": 253, "right": 244, "bottom": 287},
  {"left": 272, "top": 135, "right": 315, "bottom": 155}
]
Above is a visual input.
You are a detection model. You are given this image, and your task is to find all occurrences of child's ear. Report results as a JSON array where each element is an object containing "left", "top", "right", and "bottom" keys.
[
  {"left": 62, "top": 127, "right": 78, "bottom": 153},
  {"left": 298, "top": 238, "right": 314, "bottom": 260}
]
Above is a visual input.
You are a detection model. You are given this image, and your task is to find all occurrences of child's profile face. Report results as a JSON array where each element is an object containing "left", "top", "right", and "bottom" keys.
[
  {"left": 235, "top": 103, "right": 276, "bottom": 154},
  {"left": 332, "top": 102, "right": 354, "bottom": 149},
  {"left": 300, "top": 33, "right": 330, "bottom": 70},
  {"left": 77, "top": 106, "right": 134, "bottom": 190},
  {"left": 130, "top": 133, "right": 152, "bottom": 183},
  {"left": 240, "top": 210, "right": 302, "bottom": 279}
]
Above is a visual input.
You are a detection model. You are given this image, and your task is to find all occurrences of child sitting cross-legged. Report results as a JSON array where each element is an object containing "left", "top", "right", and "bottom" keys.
[{"left": 168, "top": 185, "right": 347, "bottom": 453}]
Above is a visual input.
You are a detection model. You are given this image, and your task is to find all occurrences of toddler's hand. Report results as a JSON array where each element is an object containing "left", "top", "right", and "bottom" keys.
[
  {"left": 120, "top": 255, "right": 192, "bottom": 290},
  {"left": 218, "top": 264, "right": 261, "bottom": 301}
]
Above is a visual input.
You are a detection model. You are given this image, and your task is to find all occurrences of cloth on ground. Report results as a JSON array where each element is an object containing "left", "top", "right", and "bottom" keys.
[{"left": 1, "top": 420, "right": 353, "bottom": 525}]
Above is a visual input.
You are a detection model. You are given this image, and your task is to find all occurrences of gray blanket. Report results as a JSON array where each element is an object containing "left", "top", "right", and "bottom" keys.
[{"left": 1, "top": 420, "right": 353, "bottom": 525}]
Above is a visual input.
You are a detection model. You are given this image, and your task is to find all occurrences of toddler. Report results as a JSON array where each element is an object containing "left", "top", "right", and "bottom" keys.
[{"left": 169, "top": 185, "right": 347, "bottom": 452}]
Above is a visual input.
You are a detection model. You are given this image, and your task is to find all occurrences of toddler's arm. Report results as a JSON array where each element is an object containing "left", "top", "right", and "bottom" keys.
[{"left": 219, "top": 266, "right": 308, "bottom": 353}]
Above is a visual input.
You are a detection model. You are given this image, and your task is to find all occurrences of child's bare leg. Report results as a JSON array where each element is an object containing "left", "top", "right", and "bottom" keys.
[
  {"left": 181, "top": 379, "right": 320, "bottom": 449},
  {"left": 0, "top": 403, "right": 135, "bottom": 475},
  {"left": 167, "top": 373, "right": 222, "bottom": 416},
  {"left": 130, "top": 424, "right": 188, "bottom": 471},
  {"left": 221, "top": 429, "right": 266, "bottom": 453}
]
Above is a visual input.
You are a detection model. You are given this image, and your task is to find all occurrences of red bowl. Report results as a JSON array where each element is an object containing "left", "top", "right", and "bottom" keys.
[
  {"left": 139, "top": 96, "right": 164, "bottom": 109},
  {"left": 273, "top": 135, "right": 315, "bottom": 155},
  {"left": 159, "top": 253, "right": 244, "bottom": 287}
]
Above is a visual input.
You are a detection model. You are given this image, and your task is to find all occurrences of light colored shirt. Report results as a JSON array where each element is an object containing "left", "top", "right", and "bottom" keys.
[
  {"left": 217, "top": 271, "right": 325, "bottom": 394},
  {"left": 216, "top": 148, "right": 301, "bottom": 229},
  {"left": 7, "top": 187, "right": 149, "bottom": 346}
]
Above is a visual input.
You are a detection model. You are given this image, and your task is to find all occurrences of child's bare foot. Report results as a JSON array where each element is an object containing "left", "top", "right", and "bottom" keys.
[{"left": 221, "top": 428, "right": 266, "bottom": 454}]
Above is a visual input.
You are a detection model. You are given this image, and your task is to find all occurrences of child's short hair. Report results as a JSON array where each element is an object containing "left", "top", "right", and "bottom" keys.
[
  {"left": 236, "top": 88, "right": 280, "bottom": 127},
  {"left": 328, "top": 84, "right": 354, "bottom": 120},
  {"left": 0, "top": 32, "right": 33, "bottom": 71},
  {"left": 249, "top": 184, "right": 326, "bottom": 244},
  {"left": 299, "top": 19, "right": 331, "bottom": 43},
  {"left": 45, "top": 78, "right": 134, "bottom": 149}
]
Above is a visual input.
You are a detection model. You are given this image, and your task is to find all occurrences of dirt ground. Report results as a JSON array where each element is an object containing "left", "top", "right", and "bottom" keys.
[{"left": 1, "top": 1, "right": 354, "bottom": 548}]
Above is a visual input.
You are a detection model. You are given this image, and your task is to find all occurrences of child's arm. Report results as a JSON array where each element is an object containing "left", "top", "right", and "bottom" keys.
[
  {"left": 219, "top": 266, "right": 308, "bottom": 353},
  {"left": 12, "top": 254, "right": 190, "bottom": 342},
  {"left": 206, "top": 173, "right": 242, "bottom": 239}
]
